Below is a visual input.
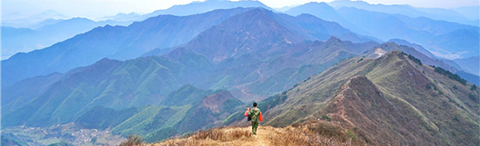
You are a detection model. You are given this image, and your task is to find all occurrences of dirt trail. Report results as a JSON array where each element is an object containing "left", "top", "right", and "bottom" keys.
[{"left": 239, "top": 126, "right": 274, "bottom": 146}]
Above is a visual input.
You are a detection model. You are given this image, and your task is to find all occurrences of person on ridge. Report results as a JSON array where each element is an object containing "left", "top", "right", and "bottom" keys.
[{"left": 244, "top": 102, "right": 262, "bottom": 135}]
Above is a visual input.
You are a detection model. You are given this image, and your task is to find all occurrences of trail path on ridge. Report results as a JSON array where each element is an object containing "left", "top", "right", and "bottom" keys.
[{"left": 154, "top": 126, "right": 287, "bottom": 146}]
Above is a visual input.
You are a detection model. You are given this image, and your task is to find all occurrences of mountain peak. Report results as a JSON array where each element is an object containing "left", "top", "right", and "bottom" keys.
[
  {"left": 332, "top": 75, "right": 380, "bottom": 102},
  {"left": 345, "top": 75, "right": 372, "bottom": 86},
  {"left": 201, "top": 90, "right": 235, "bottom": 112},
  {"left": 324, "top": 36, "right": 344, "bottom": 47},
  {"left": 304, "top": 1, "right": 330, "bottom": 6},
  {"left": 326, "top": 36, "right": 342, "bottom": 42},
  {"left": 184, "top": 8, "right": 305, "bottom": 62},
  {"left": 325, "top": 74, "right": 411, "bottom": 145}
]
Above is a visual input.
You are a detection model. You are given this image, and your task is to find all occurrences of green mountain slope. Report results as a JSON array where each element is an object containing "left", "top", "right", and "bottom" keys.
[
  {"left": 111, "top": 105, "right": 190, "bottom": 141},
  {"left": 108, "top": 89, "right": 243, "bottom": 143},
  {"left": 160, "top": 84, "right": 214, "bottom": 106},
  {"left": 75, "top": 106, "right": 138, "bottom": 130},
  {"left": 2, "top": 54, "right": 214, "bottom": 127},
  {"left": 72, "top": 84, "right": 244, "bottom": 143},
  {"left": 261, "top": 50, "right": 479, "bottom": 145}
]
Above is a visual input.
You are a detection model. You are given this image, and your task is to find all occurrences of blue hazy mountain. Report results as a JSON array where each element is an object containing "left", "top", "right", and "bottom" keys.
[
  {"left": 387, "top": 39, "right": 436, "bottom": 59},
  {"left": 98, "top": 12, "right": 143, "bottom": 22},
  {"left": 144, "top": 0, "right": 271, "bottom": 18},
  {"left": 284, "top": 2, "right": 368, "bottom": 35},
  {"left": 1, "top": 18, "right": 132, "bottom": 60},
  {"left": 453, "top": 6, "right": 480, "bottom": 21},
  {"left": 328, "top": 0, "right": 477, "bottom": 26},
  {"left": 26, "top": 18, "right": 64, "bottom": 29},
  {"left": 1, "top": 8, "right": 251, "bottom": 88},
  {"left": 427, "top": 29, "right": 479, "bottom": 57},
  {"left": 282, "top": 3, "right": 479, "bottom": 59},
  {"left": 2, "top": 0, "right": 274, "bottom": 60},
  {"left": 2, "top": 10, "right": 68, "bottom": 28},
  {"left": 146, "top": 8, "right": 377, "bottom": 59},
  {"left": 454, "top": 56, "right": 480, "bottom": 76},
  {"left": 96, "top": 0, "right": 272, "bottom": 26},
  {"left": 336, "top": 7, "right": 479, "bottom": 59}
]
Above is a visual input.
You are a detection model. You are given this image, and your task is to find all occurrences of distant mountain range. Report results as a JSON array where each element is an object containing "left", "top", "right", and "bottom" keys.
[
  {"left": 2, "top": 10, "right": 68, "bottom": 28},
  {"left": 1, "top": 8, "right": 251, "bottom": 87},
  {"left": 1, "top": 18, "right": 132, "bottom": 60},
  {"left": 328, "top": 0, "right": 478, "bottom": 27},
  {"left": 453, "top": 56, "right": 480, "bottom": 76},
  {"left": 284, "top": 2, "right": 479, "bottom": 59},
  {"left": 145, "top": 0, "right": 271, "bottom": 18},
  {"left": 98, "top": 0, "right": 272, "bottom": 24},
  {"left": 453, "top": 6, "right": 479, "bottom": 21},
  {"left": 1, "top": 7, "right": 376, "bottom": 88},
  {"left": 2, "top": 0, "right": 273, "bottom": 61},
  {"left": 285, "top": 2, "right": 367, "bottom": 35}
]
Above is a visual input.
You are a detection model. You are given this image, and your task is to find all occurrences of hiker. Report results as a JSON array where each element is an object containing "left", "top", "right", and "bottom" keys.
[{"left": 244, "top": 102, "right": 263, "bottom": 135}]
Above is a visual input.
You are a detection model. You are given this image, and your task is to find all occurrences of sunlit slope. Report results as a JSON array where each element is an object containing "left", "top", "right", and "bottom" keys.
[{"left": 263, "top": 50, "right": 479, "bottom": 145}]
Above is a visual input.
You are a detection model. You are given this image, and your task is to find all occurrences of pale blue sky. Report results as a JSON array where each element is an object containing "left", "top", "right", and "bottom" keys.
[{"left": 3, "top": 0, "right": 479, "bottom": 19}]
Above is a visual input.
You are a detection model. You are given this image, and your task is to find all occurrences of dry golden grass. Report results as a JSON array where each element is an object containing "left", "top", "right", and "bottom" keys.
[
  {"left": 155, "top": 126, "right": 252, "bottom": 146},
  {"left": 152, "top": 121, "right": 360, "bottom": 146},
  {"left": 267, "top": 120, "right": 360, "bottom": 146}
]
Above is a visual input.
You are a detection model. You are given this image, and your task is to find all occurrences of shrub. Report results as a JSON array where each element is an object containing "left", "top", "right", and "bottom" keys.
[
  {"left": 357, "top": 58, "right": 364, "bottom": 63},
  {"left": 347, "top": 130, "right": 356, "bottom": 140},
  {"left": 180, "top": 131, "right": 193, "bottom": 138},
  {"left": 408, "top": 54, "right": 422, "bottom": 66},
  {"left": 426, "top": 84, "right": 432, "bottom": 90},
  {"left": 469, "top": 93, "right": 478, "bottom": 102},
  {"left": 471, "top": 85, "right": 477, "bottom": 91},
  {"left": 321, "top": 114, "right": 332, "bottom": 121},
  {"left": 432, "top": 66, "right": 467, "bottom": 85},
  {"left": 258, "top": 94, "right": 288, "bottom": 114},
  {"left": 453, "top": 116, "right": 460, "bottom": 122}
]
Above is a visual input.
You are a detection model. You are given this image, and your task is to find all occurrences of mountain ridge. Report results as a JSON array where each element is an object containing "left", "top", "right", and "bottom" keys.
[
  {"left": 261, "top": 50, "right": 479, "bottom": 145},
  {"left": 328, "top": 0, "right": 476, "bottom": 26},
  {"left": 1, "top": 8, "right": 252, "bottom": 87},
  {"left": 284, "top": 2, "right": 479, "bottom": 59}
]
